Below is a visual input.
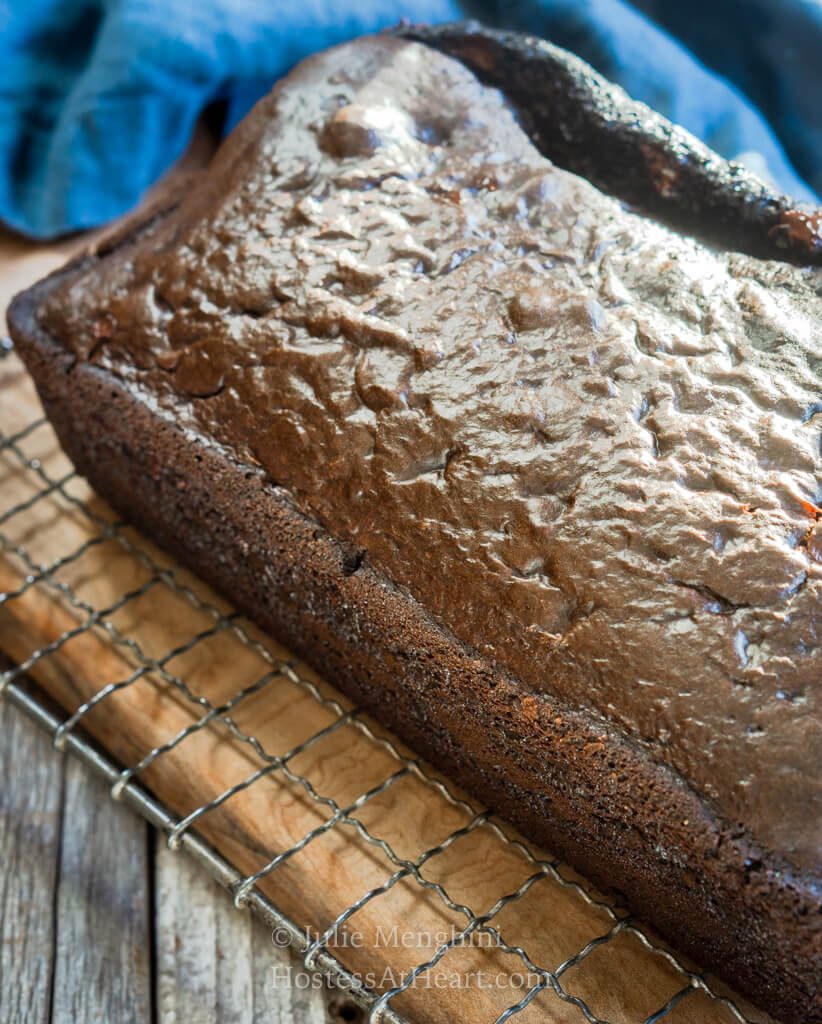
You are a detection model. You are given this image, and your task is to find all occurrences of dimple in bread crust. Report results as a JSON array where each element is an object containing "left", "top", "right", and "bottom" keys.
[{"left": 9, "top": 35, "right": 821, "bottom": 1023}]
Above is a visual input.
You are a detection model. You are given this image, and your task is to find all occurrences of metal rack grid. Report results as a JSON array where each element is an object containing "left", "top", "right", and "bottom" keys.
[{"left": 0, "top": 339, "right": 763, "bottom": 1024}]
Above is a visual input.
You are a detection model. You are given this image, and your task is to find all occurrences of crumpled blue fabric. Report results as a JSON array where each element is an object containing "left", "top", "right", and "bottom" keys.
[
  {"left": 1, "top": 0, "right": 818, "bottom": 239},
  {"left": 628, "top": 0, "right": 822, "bottom": 198}
]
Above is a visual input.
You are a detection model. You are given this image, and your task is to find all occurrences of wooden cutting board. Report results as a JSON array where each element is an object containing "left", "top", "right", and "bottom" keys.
[{"left": 0, "top": 228, "right": 771, "bottom": 1024}]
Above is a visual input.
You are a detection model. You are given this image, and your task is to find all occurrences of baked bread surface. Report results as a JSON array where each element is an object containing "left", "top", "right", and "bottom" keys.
[{"left": 10, "top": 35, "right": 821, "bottom": 1022}]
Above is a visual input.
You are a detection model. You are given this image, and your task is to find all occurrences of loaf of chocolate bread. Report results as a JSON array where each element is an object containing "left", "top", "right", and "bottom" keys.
[{"left": 9, "top": 31, "right": 821, "bottom": 1023}]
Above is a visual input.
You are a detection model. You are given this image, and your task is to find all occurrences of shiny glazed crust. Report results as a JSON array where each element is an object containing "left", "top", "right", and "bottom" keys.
[{"left": 9, "top": 252, "right": 822, "bottom": 1024}]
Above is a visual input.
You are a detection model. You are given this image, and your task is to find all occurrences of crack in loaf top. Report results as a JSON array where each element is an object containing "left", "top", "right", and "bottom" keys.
[{"left": 40, "top": 36, "right": 822, "bottom": 871}]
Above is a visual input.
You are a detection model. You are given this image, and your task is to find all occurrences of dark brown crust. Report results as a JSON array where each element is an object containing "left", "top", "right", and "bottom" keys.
[
  {"left": 9, "top": 250, "right": 821, "bottom": 1024},
  {"left": 398, "top": 22, "right": 822, "bottom": 265}
]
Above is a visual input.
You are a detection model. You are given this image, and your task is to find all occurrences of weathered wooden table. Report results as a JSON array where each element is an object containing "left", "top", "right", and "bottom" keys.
[
  {"left": 0, "top": 698, "right": 342, "bottom": 1024},
  {"left": 0, "top": 229, "right": 347, "bottom": 1024}
]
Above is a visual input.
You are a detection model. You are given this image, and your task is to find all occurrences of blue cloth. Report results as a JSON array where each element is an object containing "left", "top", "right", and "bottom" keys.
[
  {"left": 1, "top": 0, "right": 819, "bottom": 239},
  {"left": 628, "top": 0, "right": 822, "bottom": 198}
]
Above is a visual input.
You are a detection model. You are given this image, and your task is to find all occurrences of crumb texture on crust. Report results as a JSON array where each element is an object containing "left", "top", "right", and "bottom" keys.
[{"left": 36, "top": 37, "right": 821, "bottom": 871}]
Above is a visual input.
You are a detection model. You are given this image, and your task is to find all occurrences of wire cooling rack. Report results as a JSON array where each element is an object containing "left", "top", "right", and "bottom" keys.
[{"left": 0, "top": 338, "right": 768, "bottom": 1024}]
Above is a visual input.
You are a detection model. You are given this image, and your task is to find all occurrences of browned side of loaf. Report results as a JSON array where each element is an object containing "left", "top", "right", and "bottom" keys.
[{"left": 9, "top": 263, "right": 821, "bottom": 1024}]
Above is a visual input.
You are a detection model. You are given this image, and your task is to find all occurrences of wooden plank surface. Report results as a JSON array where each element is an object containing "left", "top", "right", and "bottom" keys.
[
  {"left": 0, "top": 697, "right": 63, "bottom": 1024},
  {"left": 155, "top": 834, "right": 327, "bottom": 1024},
  {"left": 51, "top": 756, "right": 152, "bottom": 1024},
  {"left": 0, "top": 699, "right": 337, "bottom": 1024}
]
